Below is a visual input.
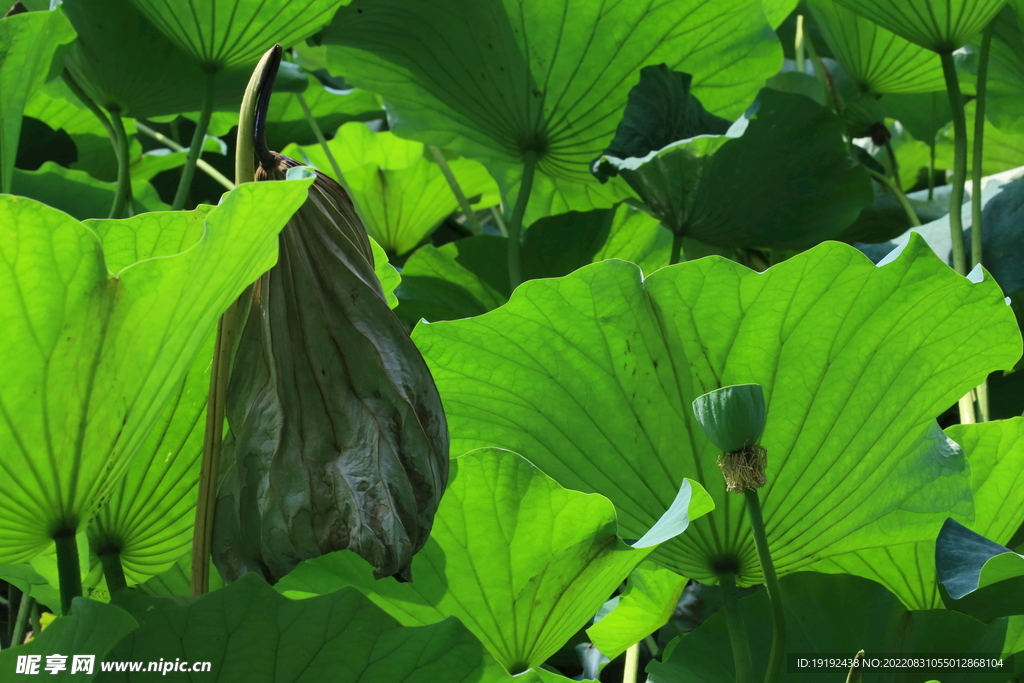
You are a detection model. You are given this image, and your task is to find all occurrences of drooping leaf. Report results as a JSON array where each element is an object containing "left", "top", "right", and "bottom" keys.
[
  {"left": 587, "top": 561, "right": 688, "bottom": 660},
  {"left": 394, "top": 204, "right": 673, "bottom": 325},
  {"left": 86, "top": 332, "right": 212, "bottom": 586},
  {"left": 937, "top": 519, "right": 1024, "bottom": 622},
  {"left": 648, "top": 572, "right": 1010, "bottom": 683},
  {"left": 591, "top": 65, "right": 732, "bottom": 183},
  {"left": 11, "top": 162, "right": 167, "bottom": 220},
  {"left": 412, "top": 237, "right": 1021, "bottom": 585},
  {"left": 275, "top": 448, "right": 712, "bottom": 674},
  {"left": 369, "top": 236, "right": 401, "bottom": 309},
  {"left": 806, "top": 0, "right": 945, "bottom": 93},
  {"left": 597, "top": 87, "right": 874, "bottom": 248},
  {"left": 0, "top": 176, "right": 313, "bottom": 563},
  {"left": 128, "top": 0, "right": 347, "bottom": 71},
  {"left": 213, "top": 157, "right": 448, "bottom": 583},
  {"left": 0, "top": 598, "right": 136, "bottom": 680},
  {"left": 284, "top": 122, "right": 500, "bottom": 255},
  {"left": 831, "top": 0, "right": 1007, "bottom": 52},
  {"left": 810, "top": 417, "right": 1024, "bottom": 610},
  {"left": 0, "top": 9, "right": 76, "bottom": 193},
  {"left": 98, "top": 572, "right": 508, "bottom": 683},
  {"left": 321, "top": 0, "right": 781, "bottom": 223}
]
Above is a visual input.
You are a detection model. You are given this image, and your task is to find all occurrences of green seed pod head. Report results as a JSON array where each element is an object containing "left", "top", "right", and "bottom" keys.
[{"left": 692, "top": 383, "right": 766, "bottom": 453}]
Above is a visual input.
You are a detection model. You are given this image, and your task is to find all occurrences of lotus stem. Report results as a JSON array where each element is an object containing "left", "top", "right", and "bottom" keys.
[
  {"left": 54, "top": 531, "right": 82, "bottom": 615},
  {"left": 623, "top": 642, "right": 640, "bottom": 683},
  {"left": 883, "top": 139, "right": 903, "bottom": 192},
  {"left": 136, "top": 122, "right": 235, "bottom": 191},
  {"left": 845, "top": 650, "right": 866, "bottom": 683},
  {"left": 108, "top": 111, "right": 132, "bottom": 219},
  {"left": 670, "top": 231, "right": 683, "bottom": 265},
  {"left": 939, "top": 51, "right": 969, "bottom": 277},
  {"left": 61, "top": 71, "right": 118, "bottom": 160},
  {"left": 866, "top": 168, "right": 920, "bottom": 227},
  {"left": 490, "top": 206, "right": 508, "bottom": 236},
  {"left": 507, "top": 150, "right": 538, "bottom": 289},
  {"left": 940, "top": 50, "right": 978, "bottom": 426},
  {"left": 744, "top": 489, "right": 785, "bottom": 683},
  {"left": 429, "top": 145, "right": 484, "bottom": 234},
  {"left": 972, "top": 24, "right": 994, "bottom": 423},
  {"left": 98, "top": 549, "right": 128, "bottom": 595},
  {"left": 720, "top": 571, "right": 754, "bottom": 683},
  {"left": 10, "top": 592, "right": 32, "bottom": 647},
  {"left": 172, "top": 72, "right": 216, "bottom": 210}
]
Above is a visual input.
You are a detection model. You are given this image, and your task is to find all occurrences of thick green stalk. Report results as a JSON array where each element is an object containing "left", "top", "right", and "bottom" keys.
[
  {"left": 507, "top": 151, "right": 538, "bottom": 290},
  {"left": 883, "top": 139, "right": 903, "bottom": 192},
  {"left": 866, "top": 168, "right": 920, "bottom": 227},
  {"left": 623, "top": 642, "right": 640, "bottom": 683},
  {"left": 670, "top": 231, "right": 683, "bottom": 265},
  {"left": 98, "top": 550, "right": 128, "bottom": 595},
  {"left": 108, "top": 112, "right": 131, "bottom": 219},
  {"left": 720, "top": 571, "right": 754, "bottom": 683},
  {"left": 62, "top": 71, "right": 117, "bottom": 152},
  {"left": 972, "top": 24, "right": 994, "bottom": 424},
  {"left": 940, "top": 50, "right": 979, "bottom": 426},
  {"left": 136, "top": 122, "right": 234, "bottom": 191},
  {"left": 29, "top": 602, "right": 40, "bottom": 641},
  {"left": 972, "top": 23, "right": 994, "bottom": 271},
  {"left": 10, "top": 594, "right": 33, "bottom": 647},
  {"left": 172, "top": 72, "right": 216, "bottom": 210},
  {"left": 54, "top": 532, "right": 82, "bottom": 615},
  {"left": 429, "top": 145, "right": 484, "bottom": 234},
  {"left": 744, "top": 489, "right": 785, "bottom": 683},
  {"left": 939, "top": 51, "right": 969, "bottom": 277}
]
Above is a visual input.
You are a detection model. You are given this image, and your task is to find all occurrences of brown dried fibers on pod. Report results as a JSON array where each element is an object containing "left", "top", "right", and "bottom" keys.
[{"left": 212, "top": 49, "right": 448, "bottom": 584}]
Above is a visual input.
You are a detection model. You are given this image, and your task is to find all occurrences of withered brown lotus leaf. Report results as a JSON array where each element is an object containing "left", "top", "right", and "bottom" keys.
[{"left": 212, "top": 151, "right": 449, "bottom": 583}]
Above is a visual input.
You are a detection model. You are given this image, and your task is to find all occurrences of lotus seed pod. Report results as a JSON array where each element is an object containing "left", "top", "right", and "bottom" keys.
[{"left": 692, "top": 383, "right": 766, "bottom": 453}]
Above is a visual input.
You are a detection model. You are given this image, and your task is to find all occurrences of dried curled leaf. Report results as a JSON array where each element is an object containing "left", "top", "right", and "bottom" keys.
[{"left": 213, "top": 153, "right": 449, "bottom": 583}]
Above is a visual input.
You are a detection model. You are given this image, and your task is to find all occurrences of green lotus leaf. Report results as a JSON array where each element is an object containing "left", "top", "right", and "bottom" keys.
[
  {"left": 11, "top": 162, "right": 167, "bottom": 220},
  {"left": 128, "top": 0, "right": 346, "bottom": 71},
  {"left": 135, "top": 552, "right": 224, "bottom": 598},
  {"left": 981, "top": 5, "right": 1024, "bottom": 133},
  {"left": 263, "top": 80, "right": 382, "bottom": 152},
  {"left": 831, "top": 0, "right": 1007, "bottom": 52},
  {"left": 647, "top": 572, "right": 1010, "bottom": 683},
  {"left": 807, "top": 0, "right": 945, "bottom": 94},
  {"left": 881, "top": 91, "right": 953, "bottom": 148},
  {"left": 86, "top": 332, "right": 211, "bottom": 586},
  {"left": 284, "top": 122, "right": 500, "bottom": 255},
  {"left": 0, "top": 9, "right": 76, "bottom": 194},
  {"left": 811, "top": 417, "right": 1024, "bottom": 611},
  {"left": 275, "top": 448, "right": 712, "bottom": 674},
  {"left": 763, "top": 0, "right": 800, "bottom": 27},
  {"left": 369, "top": 236, "right": 401, "bottom": 309},
  {"left": 61, "top": 0, "right": 302, "bottom": 119},
  {"left": 100, "top": 572, "right": 509, "bottom": 683},
  {"left": 587, "top": 561, "right": 688, "bottom": 660},
  {"left": 394, "top": 204, "right": 673, "bottom": 325},
  {"left": 0, "top": 598, "right": 136, "bottom": 678},
  {"left": 598, "top": 87, "right": 873, "bottom": 248},
  {"left": 0, "top": 176, "right": 312, "bottom": 564},
  {"left": 320, "top": 0, "right": 781, "bottom": 224},
  {"left": 692, "top": 384, "right": 767, "bottom": 453},
  {"left": 937, "top": 519, "right": 1024, "bottom": 622},
  {"left": 413, "top": 236, "right": 1021, "bottom": 585}
]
